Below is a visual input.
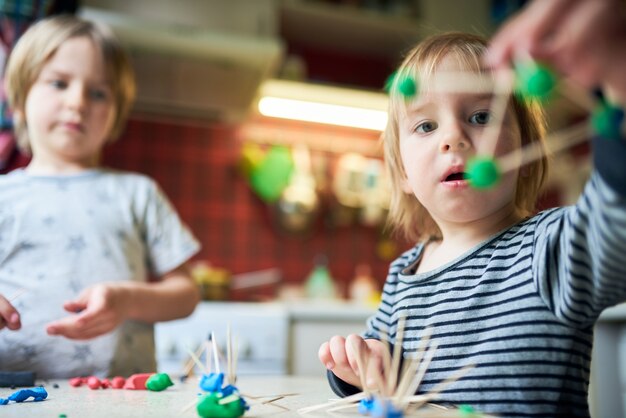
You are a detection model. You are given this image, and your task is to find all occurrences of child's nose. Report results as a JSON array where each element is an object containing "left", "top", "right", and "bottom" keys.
[
  {"left": 439, "top": 125, "right": 470, "bottom": 152},
  {"left": 65, "top": 86, "right": 87, "bottom": 110}
]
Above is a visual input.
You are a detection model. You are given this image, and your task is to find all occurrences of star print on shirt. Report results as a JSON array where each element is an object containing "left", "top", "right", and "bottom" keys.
[
  {"left": 66, "top": 236, "right": 86, "bottom": 252},
  {"left": 42, "top": 216, "right": 55, "bottom": 227},
  {"left": 72, "top": 345, "right": 93, "bottom": 363},
  {"left": 17, "top": 343, "right": 38, "bottom": 363},
  {"left": 68, "top": 277, "right": 82, "bottom": 293},
  {"left": 18, "top": 241, "right": 36, "bottom": 251}
]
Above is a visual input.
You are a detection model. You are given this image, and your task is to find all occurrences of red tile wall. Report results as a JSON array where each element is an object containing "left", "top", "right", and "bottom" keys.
[{"left": 102, "top": 117, "right": 401, "bottom": 298}]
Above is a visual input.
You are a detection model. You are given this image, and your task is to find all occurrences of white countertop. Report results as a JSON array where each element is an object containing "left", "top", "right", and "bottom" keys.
[
  {"left": 598, "top": 303, "right": 626, "bottom": 322},
  {"left": 0, "top": 376, "right": 336, "bottom": 418}
]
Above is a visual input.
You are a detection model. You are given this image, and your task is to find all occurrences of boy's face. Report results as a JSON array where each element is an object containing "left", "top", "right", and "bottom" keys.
[
  {"left": 21, "top": 36, "right": 116, "bottom": 168},
  {"left": 397, "top": 55, "right": 523, "bottom": 233}
]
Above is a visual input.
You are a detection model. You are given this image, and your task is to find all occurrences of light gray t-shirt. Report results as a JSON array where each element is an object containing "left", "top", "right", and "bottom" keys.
[{"left": 0, "top": 168, "right": 200, "bottom": 378}]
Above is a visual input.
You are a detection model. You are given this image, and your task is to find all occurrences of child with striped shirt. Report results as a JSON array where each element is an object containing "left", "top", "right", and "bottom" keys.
[{"left": 319, "top": 1, "right": 626, "bottom": 416}]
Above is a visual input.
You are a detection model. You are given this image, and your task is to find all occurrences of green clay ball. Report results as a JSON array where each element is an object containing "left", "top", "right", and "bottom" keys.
[
  {"left": 591, "top": 102, "right": 624, "bottom": 140},
  {"left": 514, "top": 62, "right": 556, "bottom": 101},
  {"left": 145, "top": 373, "right": 173, "bottom": 391},
  {"left": 197, "top": 392, "right": 245, "bottom": 418},
  {"left": 396, "top": 75, "right": 418, "bottom": 98},
  {"left": 466, "top": 157, "right": 501, "bottom": 189}
]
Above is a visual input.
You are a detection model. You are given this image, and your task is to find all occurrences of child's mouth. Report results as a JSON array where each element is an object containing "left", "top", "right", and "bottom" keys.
[{"left": 444, "top": 172, "right": 467, "bottom": 182}]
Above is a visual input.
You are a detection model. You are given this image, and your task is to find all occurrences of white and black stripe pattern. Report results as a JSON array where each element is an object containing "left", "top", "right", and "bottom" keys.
[{"left": 328, "top": 171, "right": 626, "bottom": 417}]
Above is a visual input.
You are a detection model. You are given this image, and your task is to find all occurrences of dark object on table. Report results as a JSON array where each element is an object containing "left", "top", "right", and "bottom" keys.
[{"left": 0, "top": 371, "right": 36, "bottom": 387}]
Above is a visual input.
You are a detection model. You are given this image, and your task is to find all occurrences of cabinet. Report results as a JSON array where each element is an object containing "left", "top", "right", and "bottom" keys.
[{"left": 287, "top": 301, "right": 376, "bottom": 376}]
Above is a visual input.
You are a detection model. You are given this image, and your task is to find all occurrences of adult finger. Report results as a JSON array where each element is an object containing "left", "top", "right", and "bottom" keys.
[{"left": 487, "top": 0, "right": 574, "bottom": 67}]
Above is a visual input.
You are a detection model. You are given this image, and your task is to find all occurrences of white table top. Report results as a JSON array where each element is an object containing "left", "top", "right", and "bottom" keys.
[{"left": 0, "top": 375, "right": 340, "bottom": 418}]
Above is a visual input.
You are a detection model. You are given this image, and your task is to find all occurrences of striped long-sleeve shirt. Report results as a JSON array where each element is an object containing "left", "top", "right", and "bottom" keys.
[{"left": 328, "top": 137, "right": 626, "bottom": 417}]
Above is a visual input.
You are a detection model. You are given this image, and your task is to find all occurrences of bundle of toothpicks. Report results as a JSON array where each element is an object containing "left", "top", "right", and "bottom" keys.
[
  {"left": 179, "top": 325, "right": 297, "bottom": 416},
  {"left": 299, "top": 318, "right": 497, "bottom": 417}
]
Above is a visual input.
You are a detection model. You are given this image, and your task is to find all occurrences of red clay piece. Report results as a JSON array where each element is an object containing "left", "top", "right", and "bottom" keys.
[
  {"left": 122, "top": 373, "right": 153, "bottom": 390},
  {"left": 101, "top": 378, "right": 111, "bottom": 389},
  {"left": 69, "top": 377, "right": 83, "bottom": 387},
  {"left": 87, "top": 376, "right": 101, "bottom": 390},
  {"left": 111, "top": 376, "right": 125, "bottom": 389}
]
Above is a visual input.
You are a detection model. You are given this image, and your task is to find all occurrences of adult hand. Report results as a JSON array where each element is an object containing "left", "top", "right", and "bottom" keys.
[
  {"left": 487, "top": 0, "right": 626, "bottom": 103},
  {"left": 46, "top": 283, "right": 129, "bottom": 340}
]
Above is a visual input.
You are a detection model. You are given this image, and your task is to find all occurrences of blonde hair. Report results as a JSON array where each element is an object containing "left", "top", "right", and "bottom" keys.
[
  {"left": 384, "top": 32, "right": 549, "bottom": 243},
  {"left": 5, "top": 14, "right": 136, "bottom": 154}
]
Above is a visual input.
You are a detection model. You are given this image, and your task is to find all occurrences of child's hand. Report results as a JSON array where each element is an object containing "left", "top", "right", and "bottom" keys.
[
  {"left": 45, "top": 283, "right": 130, "bottom": 340},
  {"left": 318, "top": 334, "right": 387, "bottom": 390},
  {"left": 0, "top": 294, "right": 21, "bottom": 331}
]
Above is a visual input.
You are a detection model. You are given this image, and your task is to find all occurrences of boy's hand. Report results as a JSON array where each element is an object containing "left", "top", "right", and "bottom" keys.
[
  {"left": 0, "top": 294, "right": 21, "bottom": 331},
  {"left": 45, "top": 283, "right": 129, "bottom": 340},
  {"left": 318, "top": 334, "right": 387, "bottom": 390}
]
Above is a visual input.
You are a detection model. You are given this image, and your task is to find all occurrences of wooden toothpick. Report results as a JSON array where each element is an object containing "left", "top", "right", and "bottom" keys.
[
  {"left": 8, "top": 287, "right": 29, "bottom": 302},
  {"left": 498, "top": 119, "right": 590, "bottom": 174},
  {"left": 211, "top": 331, "right": 220, "bottom": 375},
  {"left": 184, "top": 345, "right": 207, "bottom": 375}
]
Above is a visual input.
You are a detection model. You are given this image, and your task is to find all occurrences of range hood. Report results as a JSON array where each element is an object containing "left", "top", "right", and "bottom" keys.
[{"left": 80, "top": 8, "right": 284, "bottom": 123}]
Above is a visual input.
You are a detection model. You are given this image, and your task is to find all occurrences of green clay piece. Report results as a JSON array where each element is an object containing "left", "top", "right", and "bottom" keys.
[
  {"left": 466, "top": 156, "right": 501, "bottom": 189},
  {"left": 396, "top": 75, "right": 418, "bottom": 98},
  {"left": 514, "top": 62, "right": 556, "bottom": 101},
  {"left": 591, "top": 102, "right": 624, "bottom": 140},
  {"left": 197, "top": 392, "right": 245, "bottom": 418},
  {"left": 145, "top": 373, "right": 173, "bottom": 391},
  {"left": 458, "top": 404, "right": 479, "bottom": 417}
]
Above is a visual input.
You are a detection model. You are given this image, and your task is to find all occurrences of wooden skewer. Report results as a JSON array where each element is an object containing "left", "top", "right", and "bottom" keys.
[
  {"left": 425, "top": 71, "right": 502, "bottom": 95},
  {"left": 399, "top": 341, "right": 439, "bottom": 404},
  {"left": 8, "top": 288, "right": 29, "bottom": 302},
  {"left": 182, "top": 343, "right": 206, "bottom": 377},
  {"left": 297, "top": 391, "right": 367, "bottom": 414},
  {"left": 227, "top": 324, "right": 233, "bottom": 385},
  {"left": 205, "top": 340, "right": 211, "bottom": 374},
  {"left": 211, "top": 331, "right": 220, "bottom": 375},
  {"left": 387, "top": 315, "right": 407, "bottom": 395},
  {"left": 394, "top": 327, "right": 433, "bottom": 399},
  {"left": 378, "top": 328, "right": 392, "bottom": 397},
  {"left": 262, "top": 400, "right": 289, "bottom": 412},
  {"left": 404, "top": 364, "right": 475, "bottom": 414},
  {"left": 498, "top": 119, "right": 590, "bottom": 174},
  {"left": 232, "top": 334, "right": 239, "bottom": 385},
  {"left": 184, "top": 345, "right": 207, "bottom": 375},
  {"left": 260, "top": 396, "right": 284, "bottom": 405},
  {"left": 349, "top": 338, "right": 370, "bottom": 398},
  {"left": 326, "top": 401, "right": 363, "bottom": 412},
  {"left": 483, "top": 69, "right": 515, "bottom": 158}
]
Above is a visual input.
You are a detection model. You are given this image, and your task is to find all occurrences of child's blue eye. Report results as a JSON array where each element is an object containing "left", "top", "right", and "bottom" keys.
[
  {"left": 50, "top": 80, "right": 67, "bottom": 89},
  {"left": 415, "top": 121, "right": 438, "bottom": 133},
  {"left": 469, "top": 111, "right": 491, "bottom": 125},
  {"left": 88, "top": 89, "right": 109, "bottom": 101}
]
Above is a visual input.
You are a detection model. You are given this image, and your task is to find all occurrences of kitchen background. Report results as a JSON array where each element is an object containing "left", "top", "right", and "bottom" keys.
[
  {"left": 0, "top": 1, "right": 621, "bottom": 417},
  {"left": 0, "top": 0, "right": 589, "bottom": 298}
]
